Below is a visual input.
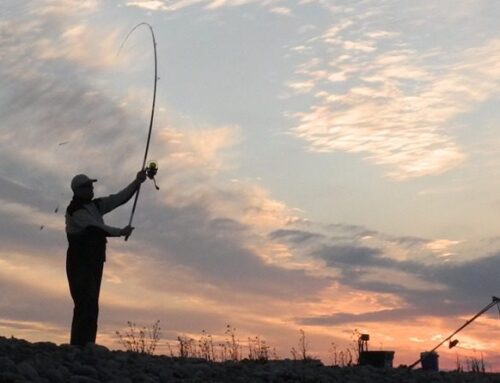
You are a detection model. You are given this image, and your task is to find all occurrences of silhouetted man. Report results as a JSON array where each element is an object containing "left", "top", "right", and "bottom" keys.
[{"left": 65, "top": 171, "right": 146, "bottom": 346}]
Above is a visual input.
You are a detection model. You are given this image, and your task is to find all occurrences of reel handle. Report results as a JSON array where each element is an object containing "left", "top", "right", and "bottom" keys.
[{"left": 146, "top": 161, "right": 160, "bottom": 190}]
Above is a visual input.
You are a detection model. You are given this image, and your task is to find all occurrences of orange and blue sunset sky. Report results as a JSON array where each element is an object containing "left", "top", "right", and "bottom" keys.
[{"left": 1, "top": 0, "right": 500, "bottom": 370}]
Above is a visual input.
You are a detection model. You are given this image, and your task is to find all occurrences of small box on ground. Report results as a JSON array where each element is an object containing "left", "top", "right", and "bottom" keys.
[{"left": 358, "top": 351, "right": 395, "bottom": 368}]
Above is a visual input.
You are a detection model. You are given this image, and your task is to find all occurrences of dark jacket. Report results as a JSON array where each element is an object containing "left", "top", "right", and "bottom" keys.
[{"left": 65, "top": 180, "right": 139, "bottom": 262}]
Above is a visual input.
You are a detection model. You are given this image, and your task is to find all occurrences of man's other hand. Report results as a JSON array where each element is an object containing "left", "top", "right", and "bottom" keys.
[
  {"left": 121, "top": 225, "right": 134, "bottom": 237},
  {"left": 136, "top": 169, "right": 147, "bottom": 184}
]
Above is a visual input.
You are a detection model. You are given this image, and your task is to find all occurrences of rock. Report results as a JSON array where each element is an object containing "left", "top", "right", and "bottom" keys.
[
  {"left": 172, "top": 369, "right": 187, "bottom": 379},
  {"left": 33, "top": 341, "right": 58, "bottom": 349},
  {"left": 115, "top": 352, "right": 130, "bottom": 363},
  {"left": 156, "top": 369, "right": 173, "bottom": 383},
  {"left": 130, "top": 372, "right": 161, "bottom": 383},
  {"left": 0, "top": 356, "right": 17, "bottom": 372},
  {"left": 109, "top": 378, "right": 133, "bottom": 383},
  {"left": 85, "top": 343, "right": 110, "bottom": 359},
  {"left": 69, "top": 375, "right": 101, "bottom": 383},
  {"left": 34, "top": 352, "right": 58, "bottom": 370},
  {"left": 63, "top": 346, "right": 82, "bottom": 362},
  {"left": 57, "top": 365, "right": 71, "bottom": 380},
  {"left": 104, "top": 359, "right": 120, "bottom": 371},
  {"left": 0, "top": 371, "right": 28, "bottom": 382},
  {"left": 17, "top": 361, "right": 40, "bottom": 381},
  {"left": 72, "top": 364, "right": 99, "bottom": 378},
  {"left": 42, "top": 368, "right": 64, "bottom": 383}
]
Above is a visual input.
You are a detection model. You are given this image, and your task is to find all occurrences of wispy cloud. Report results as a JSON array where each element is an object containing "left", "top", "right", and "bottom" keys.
[
  {"left": 156, "top": 125, "right": 241, "bottom": 175},
  {"left": 35, "top": 0, "right": 99, "bottom": 16},
  {"left": 125, "top": 0, "right": 294, "bottom": 13},
  {"left": 270, "top": 6, "right": 292, "bottom": 16},
  {"left": 286, "top": 4, "right": 500, "bottom": 179},
  {"left": 126, "top": 0, "right": 171, "bottom": 11},
  {"left": 33, "top": 24, "right": 122, "bottom": 69}
]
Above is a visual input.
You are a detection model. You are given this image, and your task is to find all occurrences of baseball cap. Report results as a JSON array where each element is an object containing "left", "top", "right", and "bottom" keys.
[{"left": 71, "top": 174, "right": 97, "bottom": 191}]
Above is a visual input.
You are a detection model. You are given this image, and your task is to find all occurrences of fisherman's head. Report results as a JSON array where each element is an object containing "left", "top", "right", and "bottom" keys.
[{"left": 71, "top": 174, "right": 97, "bottom": 201}]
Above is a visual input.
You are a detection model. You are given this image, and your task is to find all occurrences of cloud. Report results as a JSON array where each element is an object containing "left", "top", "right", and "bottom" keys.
[
  {"left": 299, "top": 308, "right": 415, "bottom": 326},
  {"left": 267, "top": 220, "right": 499, "bottom": 326},
  {"left": 425, "top": 239, "right": 461, "bottom": 258},
  {"left": 0, "top": 256, "right": 71, "bottom": 340},
  {"left": 126, "top": 0, "right": 171, "bottom": 11},
  {"left": 286, "top": 5, "right": 500, "bottom": 179},
  {"left": 317, "top": 245, "right": 383, "bottom": 268},
  {"left": 296, "top": 244, "right": 500, "bottom": 325},
  {"left": 268, "top": 229, "right": 325, "bottom": 244},
  {"left": 287, "top": 80, "right": 315, "bottom": 93},
  {"left": 156, "top": 125, "right": 240, "bottom": 175},
  {"left": 0, "top": 3, "right": 146, "bottom": 191},
  {"left": 33, "top": 24, "right": 122, "bottom": 69},
  {"left": 127, "top": 186, "right": 329, "bottom": 300},
  {"left": 432, "top": 254, "right": 500, "bottom": 299},
  {"left": 35, "top": 0, "right": 99, "bottom": 16},
  {"left": 124, "top": 0, "right": 294, "bottom": 13},
  {"left": 0, "top": 199, "right": 64, "bottom": 232},
  {"left": 270, "top": 7, "right": 292, "bottom": 16}
]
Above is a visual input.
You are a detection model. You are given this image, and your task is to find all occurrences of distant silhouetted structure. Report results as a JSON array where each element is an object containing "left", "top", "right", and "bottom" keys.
[{"left": 357, "top": 333, "right": 395, "bottom": 368}]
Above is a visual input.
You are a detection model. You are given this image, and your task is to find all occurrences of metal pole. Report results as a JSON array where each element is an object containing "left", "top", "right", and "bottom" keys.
[{"left": 408, "top": 296, "right": 500, "bottom": 369}]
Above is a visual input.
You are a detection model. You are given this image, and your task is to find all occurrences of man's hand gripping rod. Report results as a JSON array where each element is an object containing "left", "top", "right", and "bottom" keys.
[{"left": 125, "top": 162, "right": 159, "bottom": 241}]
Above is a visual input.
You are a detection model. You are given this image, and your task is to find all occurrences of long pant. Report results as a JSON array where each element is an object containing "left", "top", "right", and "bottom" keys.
[{"left": 66, "top": 252, "right": 104, "bottom": 346}]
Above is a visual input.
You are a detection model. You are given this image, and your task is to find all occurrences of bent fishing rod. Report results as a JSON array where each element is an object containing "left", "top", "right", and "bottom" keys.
[{"left": 118, "top": 22, "right": 159, "bottom": 241}]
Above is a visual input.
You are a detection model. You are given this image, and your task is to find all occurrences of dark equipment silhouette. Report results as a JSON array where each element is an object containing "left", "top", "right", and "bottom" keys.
[{"left": 408, "top": 296, "right": 500, "bottom": 369}]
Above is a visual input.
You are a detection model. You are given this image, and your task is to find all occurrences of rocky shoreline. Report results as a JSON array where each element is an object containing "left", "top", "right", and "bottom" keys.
[{"left": 1, "top": 336, "right": 499, "bottom": 383}]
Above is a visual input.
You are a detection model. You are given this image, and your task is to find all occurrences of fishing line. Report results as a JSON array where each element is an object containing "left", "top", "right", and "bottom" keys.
[{"left": 117, "top": 22, "right": 158, "bottom": 241}]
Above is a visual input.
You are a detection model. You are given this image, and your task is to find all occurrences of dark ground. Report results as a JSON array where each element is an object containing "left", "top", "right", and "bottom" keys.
[{"left": 1, "top": 336, "right": 500, "bottom": 383}]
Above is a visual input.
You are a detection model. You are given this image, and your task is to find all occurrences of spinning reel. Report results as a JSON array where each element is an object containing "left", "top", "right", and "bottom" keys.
[{"left": 145, "top": 160, "right": 160, "bottom": 190}]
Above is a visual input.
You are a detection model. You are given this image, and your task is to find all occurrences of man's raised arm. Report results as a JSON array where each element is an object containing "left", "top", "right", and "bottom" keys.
[{"left": 96, "top": 170, "right": 147, "bottom": 215}]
